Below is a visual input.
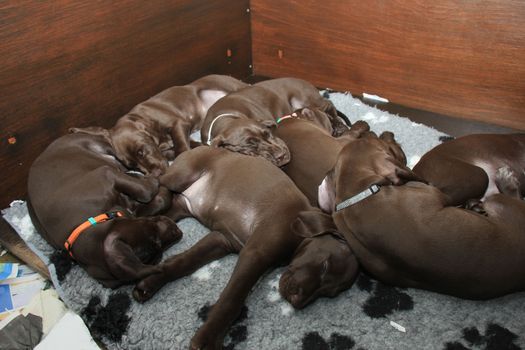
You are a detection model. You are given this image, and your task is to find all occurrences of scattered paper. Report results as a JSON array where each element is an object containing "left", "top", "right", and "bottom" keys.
[
  {"left": 363, "top": 92, "right": 389, "bottom": 103},
  {"left": 390, "top": 320, "right": 406, "bottom": 333},
  {"left": 35, "top": 311, "right": 101, "bottom": 350},
  {"left": 0, "top": 265, "right": 45, "bottom": 320},
  {"left": 0, "top": 263, "right": 19, "bottom": 280}
]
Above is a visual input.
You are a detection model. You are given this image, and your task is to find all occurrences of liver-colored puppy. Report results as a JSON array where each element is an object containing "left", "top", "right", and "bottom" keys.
[
  {"left": 274, "top": 109, "right": 370, "bottom": 205},
  {"left": 255, "top": 77, "right": 350, "bottom": 136},
  {"left": 71, "top": 74, "right": 247, "bottom": 175},
  {"left": 413, "top": 133, "right": 525, "bottom": 206},
  {"left": 132, "top": 146, "right": 358, "bottom": 349},
  {"left": 318, "top": 133, "right": 525, "bottom": 299},
  {"left": 200, "top": 85, "right": 294, "bottom": 166},
  {"left": 201, "top": 78, "right": 347, "bottom": 167},
  {"left": 27, "top": 132, "right": 182, "bottom": 288}
]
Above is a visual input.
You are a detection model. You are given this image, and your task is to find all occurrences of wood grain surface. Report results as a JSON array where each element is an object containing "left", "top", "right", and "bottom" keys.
[
  {"left": 0, "top": 0, "right": 251, "bottom": 208},
  {"left": 251, "top": 0, "right": 525, "bottom": 130}
]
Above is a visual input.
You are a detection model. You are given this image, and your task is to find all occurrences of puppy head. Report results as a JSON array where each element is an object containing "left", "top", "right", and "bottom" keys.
[
  {"left": 111, "top": 125, "right": 168, "bottom": 176},
  {"left": 318, "top": 132, "right": 423, "bottom": 212},
  {"left": 70, "top": 123, "right": 168, "bottom": 176},
  {"left": 210, "top": 118, "right": 291, "bottom": 166},
  {"left": 279, "top": 210, "right": 358, "bottom": 309}
]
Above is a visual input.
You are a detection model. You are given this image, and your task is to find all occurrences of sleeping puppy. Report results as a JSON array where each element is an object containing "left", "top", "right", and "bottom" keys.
[
  {"left": 27, "top": 132, "right": 182, "bottom": 288},
  {"left": 132, "top": 146, "right": 358, "bottom": 349},
  {"left": 71, "top": 74, "right": 247, "bottom": 175},
  {"left": 255, "top": 77, "right": 351, "bottom": 136},
  {"left": 413, "top": 133, "right": 525, "bottom": 207},
  {"left": 201, "top": 84, "right": 294, "bottom": 166},
  {"left": 318, "top": 132, "right": 525, "bottom": 299},
  {"left": 274, "top": 109, "right": 370, "bottom": 205}
]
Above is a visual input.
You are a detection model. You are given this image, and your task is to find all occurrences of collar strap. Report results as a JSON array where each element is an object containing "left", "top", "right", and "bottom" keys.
[
  {"left": 276, "top": 112, "right": 298, "bottom": 124},
  {"left": 206, "top": 113, "right": 236, "bottom": 146},
  {"left": 335, "top": 185, "right": 380, "bottom": 212},
  {"left": 64, "top": 211, "right": 124, "bottom": 257}
]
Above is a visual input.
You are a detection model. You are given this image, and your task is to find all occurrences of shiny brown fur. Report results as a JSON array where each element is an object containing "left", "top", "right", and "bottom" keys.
[
  {"left": 27, "top": 132, "right": 182, "bottom": 288},
  {"left": 132, "top": 146, "right": 358, "bottom": 349},
  {"left": 71, "top": 75, "right": 247, "bottom": 175}
]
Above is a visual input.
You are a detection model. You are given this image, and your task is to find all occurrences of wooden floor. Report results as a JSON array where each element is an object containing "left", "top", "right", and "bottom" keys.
[{"left": 0, "top": 78, "right": 522, "bottom": 278}]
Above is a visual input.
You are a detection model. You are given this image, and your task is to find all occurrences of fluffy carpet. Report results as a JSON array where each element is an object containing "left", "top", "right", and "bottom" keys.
[{"left": 3, "top": 91, "right": 524, "bottom": 350}]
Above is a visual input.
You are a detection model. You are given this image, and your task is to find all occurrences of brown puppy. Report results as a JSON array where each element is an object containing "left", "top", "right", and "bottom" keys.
[
  {"left": 413, "top": 133, "right": 525, "bottom": 206},
  {"left": 274, "top": 110, "right": 370, "bottom": 205},
  {"left": 255, "top": 77, "right": 350, "bottom": 136},
  {"left": 318, "top": 132, "right": 525, "bottom": 299},
  {"left": 201, "top": 78, "right": 346, "bottom": 167},
  {"left": 201, "top": 85, "right": 294, "bottom": 166},
  {"left": 132, "top": 146, "right": 358, "bottom": 349},
  {"left": 71, "top": 74, "right": 247, "bottom": 175},
  {"left": 27, "top": 132, "right": 182, "bottom": 288}
]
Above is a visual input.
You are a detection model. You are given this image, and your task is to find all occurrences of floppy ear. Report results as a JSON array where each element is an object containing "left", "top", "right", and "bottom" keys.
[
  {"left": 291, "top": 210, "right": 339, "bottom": 238},
  {"left": 209, "top": 134, "right": 225, "bottom": 147},
  {"left": 382, "top": 159, "right": 427, "bottom": 185},
  {"left": 261, "top": 119, "right": 277, "bottom": 128},
  {"left": 380, "top": 131, "right": 408, "bottom": 165},
  {"left": 340, "top": 120, "right": 370, "bottom": 139},
  {"left": 69, "top": 126, "right": 111, "bottom": 143}
]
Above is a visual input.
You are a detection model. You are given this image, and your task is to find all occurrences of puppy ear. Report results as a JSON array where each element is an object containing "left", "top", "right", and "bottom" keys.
[
  {"left": 291, "top": 210, "right": 338, "bottom": 238},
  {"left": 70, "top": 126, "right": 111, "bottom": 143},
  {"left": 340, "top": 120, "right": 370, "bottom": 139},
  {"left": 209, "top": 135, "right": 225, "bottom": 147},
  {"left": 382, "top": 160, "right": 427, "bottom": 186},
  {"left": 380, "top": 131, "right": 408, "bottom": 165}
]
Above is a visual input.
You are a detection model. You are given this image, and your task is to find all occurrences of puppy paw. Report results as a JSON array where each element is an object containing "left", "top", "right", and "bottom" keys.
[
  {"left": 189, "top": 328, "right": 223, "bottom": 350},
  {"left": 132, "top": 274, "right": 165, "bottom": 303},
  {"left": 137, "top": 176, "right": 160, "bottom": 202}
]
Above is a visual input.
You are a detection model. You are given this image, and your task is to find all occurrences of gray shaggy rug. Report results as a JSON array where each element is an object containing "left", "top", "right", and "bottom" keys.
[{"left": 3, "top": 91, "right": 524, "bottom": 350}]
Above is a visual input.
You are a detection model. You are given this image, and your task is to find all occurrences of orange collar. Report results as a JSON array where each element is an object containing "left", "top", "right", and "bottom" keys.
[{"left": 64, "top": 211, "right": 124, "bottom": 257}]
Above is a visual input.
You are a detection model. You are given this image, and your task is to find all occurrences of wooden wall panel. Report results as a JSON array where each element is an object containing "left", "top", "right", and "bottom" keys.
[
  {"left": 251, "top": 0, "right": 525, "bottom": 130},
  {"left": 0, "top": 0, "right": 251, "bottom": 208}
]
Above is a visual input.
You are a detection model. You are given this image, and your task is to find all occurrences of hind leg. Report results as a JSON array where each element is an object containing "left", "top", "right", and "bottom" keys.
[{"left": 413, "top": 157, "right": 489, "bottom": 206}]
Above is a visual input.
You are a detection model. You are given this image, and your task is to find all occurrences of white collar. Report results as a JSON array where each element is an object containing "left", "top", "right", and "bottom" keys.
[
  {"left": 206, "top": 113, "right": 237, "bottom": 146},
  {"left": 335, "top": 184, "right": 381, "bottom": 211}
]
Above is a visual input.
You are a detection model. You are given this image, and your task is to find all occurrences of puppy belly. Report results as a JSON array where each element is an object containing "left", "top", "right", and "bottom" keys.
[{"left": 182, "top": 173, "right": 212, "bottom": 217}]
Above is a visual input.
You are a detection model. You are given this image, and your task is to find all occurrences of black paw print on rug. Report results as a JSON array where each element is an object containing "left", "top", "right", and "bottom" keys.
[
  {"left": 302, "top": 331, "right": 364, "bottom": 350},
  {"left": 81, "top": 292, "right": 131, "bottom": 343},
  {"left": 49, "top": 249, "right": 74, "bottom": 282},
  {"left": 355, "top": 273, "right": 414, "bottom": 318},
  {"left": 444, "top": 323, "right": 521, "bottom": 350},
  {"left": 198, "top": 303, "right": 249, "bottom": 350}
]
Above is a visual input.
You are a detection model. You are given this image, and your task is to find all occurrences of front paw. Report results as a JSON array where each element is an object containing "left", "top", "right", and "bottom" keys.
[
  {"left": 139, "top": 176, "right": 160, "bottom": 202},
  {"left": 132, "top": 274, "right": 165, "bottom": 303},
  {"left": 189, "top": 327, "right": 223, "bottom": 350}
]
